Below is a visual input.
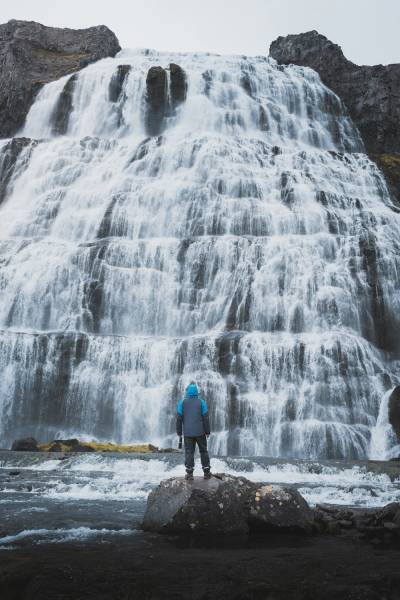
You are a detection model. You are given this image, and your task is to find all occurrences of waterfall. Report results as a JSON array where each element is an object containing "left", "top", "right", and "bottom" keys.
[{"left": 0, "top": 48, "right": 399, "bottom": 458}]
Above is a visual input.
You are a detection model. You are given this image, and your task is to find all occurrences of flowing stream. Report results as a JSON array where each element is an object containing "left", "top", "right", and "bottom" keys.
[
  {"left": 0, "top": 49, "right": 399, "bottom": 459},
  {"left": 0, "top": 451, "right": 399, "bottom": 548}
]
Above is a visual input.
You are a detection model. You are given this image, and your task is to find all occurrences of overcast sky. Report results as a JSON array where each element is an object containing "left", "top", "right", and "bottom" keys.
[{"left": 1, "top": 0, "right": 399, "bottom": 65}]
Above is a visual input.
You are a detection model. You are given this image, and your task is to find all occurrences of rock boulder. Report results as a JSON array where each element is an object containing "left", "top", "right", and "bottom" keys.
[
  {"left": 142, "top": 474, "right": 314, "bottom": 535},
  {"left": 11, "top": 437, "right": 39, "bottom": 451},
  {"left": 142, "top": 474, "right": 254, "bottom": 535}
]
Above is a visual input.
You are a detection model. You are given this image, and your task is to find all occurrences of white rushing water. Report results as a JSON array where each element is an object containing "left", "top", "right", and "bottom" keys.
[
  {"left": 0, "top": 48, "right": 399, "bottom": 458},
  {"left": 2, "top": 452, "right": 400, "bottom": 548},
  {"left": 0, "top": 453, "right": 399, "bottom": 509}
]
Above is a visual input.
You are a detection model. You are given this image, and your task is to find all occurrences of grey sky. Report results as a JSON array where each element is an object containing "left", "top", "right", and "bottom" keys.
[{"left": 1, "top": 0, "right": 399, "bottom": 66}]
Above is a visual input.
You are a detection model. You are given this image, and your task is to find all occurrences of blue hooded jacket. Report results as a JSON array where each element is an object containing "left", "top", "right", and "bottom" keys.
[{"left": 176, "top": 383, "right": 210, "bottom": 437}]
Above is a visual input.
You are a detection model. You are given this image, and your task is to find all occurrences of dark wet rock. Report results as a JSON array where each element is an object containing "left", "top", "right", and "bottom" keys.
[
  {"left": 144, "top": 63, "right": 187, "bottom": 136},
  {"left": 269, "top": 30, "right": 400, "bottom": 155},
  {"left": 145, "top": 66, "right": 168, "bottom": 136},
  {"left": 0, "top": 19, "right": 120, "bottom": 138},
  {"left": 108, "top": 64, "right": 131, "bottom": 102},
  {"left": 247, "top": 484, "right": 314, "bottom": 533},
  {"left": 374, "top": 502, "right": 400, "bottom": 526},
  {"left": 240, "top": 72, "right": 253, "bottom": 96},
  {"left": 358, "top": 230, "right": 398, "bottom": 354},
  {"left": 169, "top": 63, "right": 187, "bottom": 109},
  {"left": 389, "top": 386, "right": 400, "bottom": 440},
  {"left": 51, "top": 74, "right": 77, "bottom": 135},
  {"left": 142, "top": 474, "right": 255, "bottom": 535},
  {"left": 0, "top": 137, "right": 38, "bottom": 204},
  {"left": 11, "top": 437, "right": 39, "bottom": 451},
  {"left": 314, "top": 502, "right": 400, "bottom": 542},
  {"left": 142, "top": 474, "right": 313, "bottom": 536}
]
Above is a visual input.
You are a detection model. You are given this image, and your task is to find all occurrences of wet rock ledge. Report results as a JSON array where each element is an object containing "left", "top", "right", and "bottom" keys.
[
  {"left": 142, "top": 474, "right": 400, "bottom": 543},
  {"left": 10, "top": 437, "right": 177, "bottom": 453},
  {"left": 0, "top": 19, "right": 121, "bottom": 138}
]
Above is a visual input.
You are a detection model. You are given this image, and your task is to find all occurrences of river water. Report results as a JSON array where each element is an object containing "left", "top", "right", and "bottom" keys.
[{"left": 0, "top": 451, "right": 399, "bottom": 550}]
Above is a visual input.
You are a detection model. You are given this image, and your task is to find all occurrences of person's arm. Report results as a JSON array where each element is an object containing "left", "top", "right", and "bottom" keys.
[
  {"left": 176, "top": 399, "right": 184, "bottom": 436},
  {"left": 201, "top": 398, "right": 210, "bottom": 435}
]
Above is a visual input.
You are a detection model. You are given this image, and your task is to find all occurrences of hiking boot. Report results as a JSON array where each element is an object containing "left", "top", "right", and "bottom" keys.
[
  {"left": 203, "top": 470, "right": 212, "bottom": 480},
  {"left": 185, "top": 472, "right": 194, "bottom": 481}
]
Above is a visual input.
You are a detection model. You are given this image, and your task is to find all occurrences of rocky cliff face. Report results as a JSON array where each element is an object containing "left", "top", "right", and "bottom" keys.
[
  {"left": 0, "top": 19, "right": 121, "bottom": 138},
  {"left": 269, "top": 31, "right": 400, "bottom": 157},
  {"left": 269, "top": 30, "right": 400, "bottom": 205}
]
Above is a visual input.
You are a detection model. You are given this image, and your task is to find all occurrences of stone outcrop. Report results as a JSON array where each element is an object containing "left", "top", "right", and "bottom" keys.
[
  {"left": 145, "top": 66, "right": 168, "bottom": 136},
  {"left": 142, "top": 474, "right": 313, "bottom": 535},
  {"left": 269, "top": 30, "right": 400, "bottom": 156},
  {"left": 144, "top": 63, "right": 187, "bottom": 136},
  {"left": 388, "top": 386, "right": 400, "bottom": 440},
  {"left": 0, "top": 19, "right": 121, "bottom": 138}
]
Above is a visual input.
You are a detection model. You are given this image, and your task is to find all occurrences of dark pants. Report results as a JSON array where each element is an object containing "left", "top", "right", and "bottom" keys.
[{"left": 184, "top": 435, "right": 210, "bottom": 473}]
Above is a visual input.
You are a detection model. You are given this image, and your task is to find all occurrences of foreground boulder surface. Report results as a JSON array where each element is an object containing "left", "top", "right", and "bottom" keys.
[
  {"left": 247, "top": 483, "right": 314, "bottom": 532},
  {"left": 269, "top": 30, "right": 400, "bottom": 157},
  {"left": 0, "top": 19, "right": 121, "bottom": 138},
  {"left": 142, "top": 474, "right": 313, "bottom": 535}
]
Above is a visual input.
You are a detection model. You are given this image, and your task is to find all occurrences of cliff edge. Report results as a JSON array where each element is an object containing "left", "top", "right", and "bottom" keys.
[
  {"left": 0, "top": 19, "right": 121, "bottom": 138},
  {"left": 270, "top": 30, "right": 400, "bottom": 158}
]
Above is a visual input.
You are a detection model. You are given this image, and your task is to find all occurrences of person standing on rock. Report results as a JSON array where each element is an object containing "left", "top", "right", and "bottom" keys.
[{"left": 176, "top": 382, "right": 211, "bottom": 481}]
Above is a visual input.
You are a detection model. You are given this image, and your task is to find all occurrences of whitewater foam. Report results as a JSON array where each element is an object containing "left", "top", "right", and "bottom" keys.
[{"left": 0, "top": 526, "right": 135, "bottom": 548}]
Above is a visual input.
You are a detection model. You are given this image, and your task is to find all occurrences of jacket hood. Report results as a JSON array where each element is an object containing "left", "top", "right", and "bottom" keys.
[{"left": 186, "top": 383, "right": 199, "bottom": 397}]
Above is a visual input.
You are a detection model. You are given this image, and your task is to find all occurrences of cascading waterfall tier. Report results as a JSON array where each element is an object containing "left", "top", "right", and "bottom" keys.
[{"left": 0, "top": 49, "right": 399, "bottom": 459}]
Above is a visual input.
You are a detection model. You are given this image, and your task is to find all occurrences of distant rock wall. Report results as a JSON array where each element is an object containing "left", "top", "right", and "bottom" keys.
[
  {"left": 269, "top": 30, "right": 400, "bottom": 206},
  {"left": 269, "top": 31, "right": 400, "bottom": 157},
  {"left": 0, "top": 19, "right": 121, "bottom": 138}
]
